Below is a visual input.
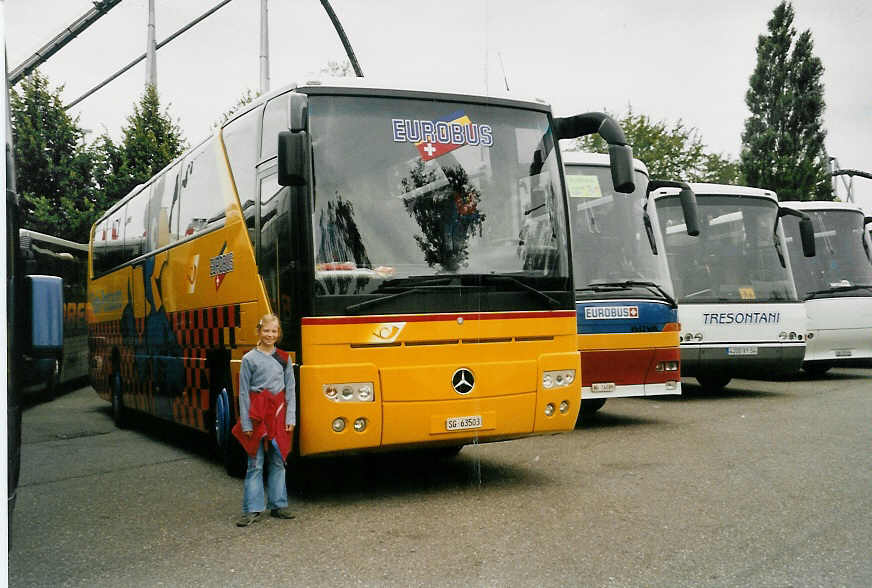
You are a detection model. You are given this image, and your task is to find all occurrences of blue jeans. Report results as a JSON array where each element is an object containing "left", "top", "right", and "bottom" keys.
[{"left": 242, "top": 440, "right": 288, "bottom": 514}]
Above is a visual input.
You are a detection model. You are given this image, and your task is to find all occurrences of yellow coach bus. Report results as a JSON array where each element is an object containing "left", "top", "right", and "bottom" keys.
[{"left": 87, "top": 78, "right": 634, "bottom": 475}]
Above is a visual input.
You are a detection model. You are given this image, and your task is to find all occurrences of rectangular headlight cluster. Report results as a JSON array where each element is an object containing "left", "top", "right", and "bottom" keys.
[
  {"left": 656, "top": 361, "right": 679, "bottom": 372},
  {"left": 542, "top": 370, "right": 575, "bottom": 389},
  {"left": 322, "top": 382, "right": 375, "bottom": 402}
]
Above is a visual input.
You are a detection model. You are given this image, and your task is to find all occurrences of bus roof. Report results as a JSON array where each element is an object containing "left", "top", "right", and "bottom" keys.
[
  {"left": 779, "top": 200, "right": 867, "bottom": 215},
  {"left": 652, "top": 183, "right": 778, "bottom": 201},
  {"left": 560, "top": 150, "right": 649, "bottom": 176},
  {"left": 226, "top": 77, "right": 553, "bottom": 126},
  {"left": 19, "top": 229, "right": 89, "bottom": 251}
]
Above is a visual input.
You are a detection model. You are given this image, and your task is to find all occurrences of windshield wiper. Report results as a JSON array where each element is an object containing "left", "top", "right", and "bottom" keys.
[
  {"left": 578, "top": 280, "right": 677, "bottom": 308},
  {"left": 479, "top": 274, "right": 562, "bottom": 309},
  {"left": 805, "top": 284, "right": 872, "bottom": 299},
  {"left": 345, "top": 284, "right": 468, "bottom": 313}
]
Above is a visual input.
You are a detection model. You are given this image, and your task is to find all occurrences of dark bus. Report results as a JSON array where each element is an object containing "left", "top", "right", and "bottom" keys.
[{"left": 19, "top": 230, "right": 89, "bottom": 399}]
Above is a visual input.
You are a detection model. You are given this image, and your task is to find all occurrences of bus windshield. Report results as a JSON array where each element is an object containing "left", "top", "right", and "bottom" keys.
[
  {"left": 565, "top": 164, "right": 673, "bottom": 302},
  {"left": 783, "top": 209, "right": 872, "bottom": 298},
  {"left": 657, "top": 195, "right": 797, "bottom": 303},
  {"left": 308, "top": 95, "right": 570, "bottom": 315}
]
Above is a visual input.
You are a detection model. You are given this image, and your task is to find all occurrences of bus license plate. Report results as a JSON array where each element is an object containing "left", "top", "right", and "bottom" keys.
[
  {"left": 835, "top": 349, "right": 852, "bottom": 357},
  {"left": 591, "top": 382, "right": 616, "bottom": 394},
  {"left": 445, "top": 415, "right": 482, "bottom": 431},
  {"left": 728, "top": 346, "right": 758, "bottom": 356}
]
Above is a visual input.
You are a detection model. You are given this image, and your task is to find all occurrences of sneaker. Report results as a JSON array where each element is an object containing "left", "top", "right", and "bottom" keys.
[
  {"left": 235, "top": 512, "right": 262, "bottom": 527},
  {"left": 270, "top": 508, "right": 295, "bottom": 519}
]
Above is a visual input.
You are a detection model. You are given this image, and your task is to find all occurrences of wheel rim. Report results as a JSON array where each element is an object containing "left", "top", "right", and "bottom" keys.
[{"left": 215, "top": 389, "right": 229, "bottom": 449}]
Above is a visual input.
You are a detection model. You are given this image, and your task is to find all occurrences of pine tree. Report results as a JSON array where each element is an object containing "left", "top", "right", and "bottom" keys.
[
  {"left": 10, "top": 71, "right": 98, "bottom": 241},
  {"left": 94, "top": 85, "right": 187, "bottom": 211},
  {"left": 740, "top": 1, "right": 830, "bottom": 200}
]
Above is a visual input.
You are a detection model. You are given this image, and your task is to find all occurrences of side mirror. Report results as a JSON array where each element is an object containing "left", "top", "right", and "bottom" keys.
[
  {"left": 864, "top": 216, "right": 872, "bottom": 226},
  {"left": 277, "top": 131, "right": 308, "bottom": 187},
  {"left": 799, "top": 216, "right": 816, "bottom": 257},
  {"left": 607, "top": 144, "right": 635, "bottom": 194},
  {"left": 553, "top": 112, "right": 635, "bottom": 193},
  {"left": 26, "top": 275, "right": 63, "bottom": 352},
  {"left": 678, "top": 187, "right": 700, "bottom": 236},
  {"left": 647, "top": 179, "right": 699, "bottom": 237}
]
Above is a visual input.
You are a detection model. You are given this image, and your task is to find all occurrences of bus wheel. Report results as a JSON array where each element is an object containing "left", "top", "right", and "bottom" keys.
[
  {"left": 802, "top": 362, "right": 831, "bottom": 377},
  {"left": 696, "top": 374, "right": 731, "bottom": 393},
  {"left": 216, "top": 384, "right": 246, "bottom": 478},
  {"left": 43, "top": 359, "right": 59, "bottom": 402},
  {"left": 110, "top": 373, "right": 128, "bottom": 428},
  {"left": 581, "top": 398, "right": 607, "bottom": 415}
]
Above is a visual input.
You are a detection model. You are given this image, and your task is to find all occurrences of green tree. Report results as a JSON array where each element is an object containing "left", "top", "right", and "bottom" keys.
[
  {"left": 94, "top": 84, "right": 187, "bottom": 213},
  {"left": 320, "top": 59, "right": 355, "bottom": 77},
  {"left": 573, "top": 107, "right": 741, "bottom": 184},
  {"left": 741, "top": 1, "right": 830, "bottom": 200},
  {"left": 213, "top": 88, "right": 259, "bottom": 129},
  {"left": 10, "top": 71, "right": 98, "bottom": 241}
]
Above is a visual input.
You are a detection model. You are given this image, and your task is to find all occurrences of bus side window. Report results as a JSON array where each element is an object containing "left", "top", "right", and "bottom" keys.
[
  {"left": 156, "top": 165, "right": 180, "bottom": 247},
  {"left": 260, "top": 93, "right": 290, "bottom": 162},
  {"left": 124, "top": 186, "right": 149, "bottom": 262},
  {"left": 93, "top": 207, "right": 127, "bottom": 274},
  {"left": 178, "top": 139, "right": 224, "bottom": 239},
  {"left": 222, "top": 105, "right": 262, "bottom": 244}
]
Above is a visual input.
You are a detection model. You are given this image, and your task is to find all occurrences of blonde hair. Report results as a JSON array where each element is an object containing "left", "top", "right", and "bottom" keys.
[{"left": 256, "top": 313, "right": 281, "bottom": 337}]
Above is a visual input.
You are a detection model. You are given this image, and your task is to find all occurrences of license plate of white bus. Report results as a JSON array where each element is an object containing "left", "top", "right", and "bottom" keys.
[
  {"left": 445, "top": 415, "right": 482, "bottom": 431},
  {"left": 591, "top": 382, "right": 616, "bottom": 394},
  {"left": 728, "top": 346, "right": 758, "bottom": 356}
]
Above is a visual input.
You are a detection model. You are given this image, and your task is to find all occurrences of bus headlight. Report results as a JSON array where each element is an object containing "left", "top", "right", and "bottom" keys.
[
  {"left": 693, "top": 333, "right": 703, "bottom": 342},
  {"left": 559, "top": 400, "right": 570, "bottom": 414},
  {"left": 353, "top": 417, "right": 367, "bottom": 432},
  {"left": 332, "top": 417, "right": 346, "bottom": 432},
  {"left": 323, "top": 382, "right": 376, "bottom": 402},
  {"left": 779, "top": 331, "right": 788, "bottom": 340},
  {"left": 544, "top": 403, "right": 555, "bottom": 417},
  {"left": 656, "top": 361, "right": 679, "bottom": 372},
  {"left": 543, "top": 370, "right": 575, "bottom": 390}
]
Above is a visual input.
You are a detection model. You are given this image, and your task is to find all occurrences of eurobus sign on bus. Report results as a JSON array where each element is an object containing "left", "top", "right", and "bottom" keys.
[
  {"left": 780, "top": 200, "right": 872, "bottom": 375},
  {"left": 562, "top": 152, "right": 700, "bottom": 416},
  {"left": 652, "top": 183, "right": 815, "bottom": 392},
  {"left": 86, "top": 77, "right": 635, "bottom": 474}
]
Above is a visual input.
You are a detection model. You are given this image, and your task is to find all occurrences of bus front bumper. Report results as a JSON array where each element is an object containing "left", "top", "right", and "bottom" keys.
[{"left": 680, "top": 342, "right": 805, "bottom": 378}]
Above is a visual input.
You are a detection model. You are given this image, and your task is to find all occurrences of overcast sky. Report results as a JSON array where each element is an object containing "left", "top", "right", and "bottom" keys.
[{"left": 5, "top": 0, "right": 872, "bottom": 212}]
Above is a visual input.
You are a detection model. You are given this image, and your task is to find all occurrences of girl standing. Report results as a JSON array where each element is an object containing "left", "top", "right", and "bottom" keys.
[{"left": 234, "top": 313, "right": 296, "bottom": 527}]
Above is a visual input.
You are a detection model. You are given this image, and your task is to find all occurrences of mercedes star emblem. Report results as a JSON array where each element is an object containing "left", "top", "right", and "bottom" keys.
[{"left": 452, "top": 368, "right": 475, "bottom": 394}]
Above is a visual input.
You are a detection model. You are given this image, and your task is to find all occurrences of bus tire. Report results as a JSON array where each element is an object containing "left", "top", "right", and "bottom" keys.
[
  {"left": 43, "top": 359, "right": 59, "bottom": 402},
  {"left": 213, "top": 385, "right": 245, "bottom": 478},
  {"left": 110, "top": 372, "right": 128, "bottom": 429},
  {"left": 696, "top": 374, "right": 731, "bottom": 393},
  {"left": 802, "top": 362, "right": 831, "bottom": 377},
  {"left": 581, "top": 398, "right": 607, "bottom": 414}
]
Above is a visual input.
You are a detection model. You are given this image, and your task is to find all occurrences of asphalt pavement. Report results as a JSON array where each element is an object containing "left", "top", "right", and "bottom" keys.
[{"left": 9, "top": 367, "right": 872, "bottom": 587}]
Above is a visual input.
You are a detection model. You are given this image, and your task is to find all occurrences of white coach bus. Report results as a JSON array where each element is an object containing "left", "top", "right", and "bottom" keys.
[
  {"left": 780, "top": 200, "right": 872, "bottom": 375},
  {"left": 652, "top": 184, "right": 815, "bottom": 391}
]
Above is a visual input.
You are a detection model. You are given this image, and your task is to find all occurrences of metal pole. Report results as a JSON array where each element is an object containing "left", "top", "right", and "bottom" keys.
[
  {"left": 318, "top": 0, "right": 364, "bottom": 77},
  {"left": 259, "top": 0, "right": 270, "bottom": 93},
  {"left": 146, "top": 0, "right": 157, "bottom": 88},
  {"left": 8, "top": 0, "right": 123, "bottom": 86},
  {"left": 64, "top": 0, "right": 235, "bottom": 110}
]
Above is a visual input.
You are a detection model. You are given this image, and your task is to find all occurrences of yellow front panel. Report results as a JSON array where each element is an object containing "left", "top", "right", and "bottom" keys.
[
  {"left": 380, "top": 360, "right": 537, "bottom": 402},
  {"left": 298, "top": 312, "right": 581, "bottom": 456},
  {"left": 577, "top": 331, "right": 679, "bottom": 352}
]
